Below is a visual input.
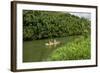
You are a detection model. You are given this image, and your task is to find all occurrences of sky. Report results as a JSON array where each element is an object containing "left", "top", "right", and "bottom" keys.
[{"left": 69, "top": 12, "right": 91, "bottom": 20}]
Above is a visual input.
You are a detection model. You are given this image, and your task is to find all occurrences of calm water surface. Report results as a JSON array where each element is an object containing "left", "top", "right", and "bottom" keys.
[{"left": 23, "top": 36, "right": 77, "bottom": 62}]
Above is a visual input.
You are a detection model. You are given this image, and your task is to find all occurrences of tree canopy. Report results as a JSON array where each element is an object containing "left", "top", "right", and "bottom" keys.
[{"left": 23, "top": 10, "right": 91, "bottom": 40}]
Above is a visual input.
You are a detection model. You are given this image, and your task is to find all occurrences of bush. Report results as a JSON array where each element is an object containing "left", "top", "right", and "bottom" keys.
[
  {"left": 47, "top": 36, "right": 91, "bottom": 60},
  {"left": 23, "top": 10, "right": 91, "bottom": 40}
]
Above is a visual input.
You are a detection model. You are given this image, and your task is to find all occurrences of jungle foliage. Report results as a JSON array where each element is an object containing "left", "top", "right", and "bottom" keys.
[{"left": 23, "top": 10, "right": 91, "bottom": 40}]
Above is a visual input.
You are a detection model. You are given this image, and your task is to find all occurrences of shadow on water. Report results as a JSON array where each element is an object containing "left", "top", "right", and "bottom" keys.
[{"left": 23, "top": 36, "right": 78, "bottom": 62}]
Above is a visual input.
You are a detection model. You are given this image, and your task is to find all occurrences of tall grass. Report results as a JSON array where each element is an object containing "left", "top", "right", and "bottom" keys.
[{"left": 47, "top": 36, "right": 91, "bottom": 61}]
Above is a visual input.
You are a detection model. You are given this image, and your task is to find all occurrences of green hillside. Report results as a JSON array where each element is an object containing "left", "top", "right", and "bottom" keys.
[{"left": 23, "top": 10, "right": 90, "bottom": 40}]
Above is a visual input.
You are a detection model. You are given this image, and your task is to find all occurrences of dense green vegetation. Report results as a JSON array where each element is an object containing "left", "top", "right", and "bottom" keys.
[
  {"left": 23, "top": 10, "right": 91, "bottom": 62},
  {"left": 47, "top": 36, "right": 91, "bottom": 61},
  {"left": 23, "top": 10, "right": 90, "bottom": 40}
]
